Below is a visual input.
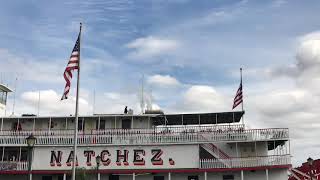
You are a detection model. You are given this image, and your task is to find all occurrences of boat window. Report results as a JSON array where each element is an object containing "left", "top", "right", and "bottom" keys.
[
  {"left": 122, "top": 119, "right": 131, "bottom": 129},
  {"left": 78, "top": 119, "right": 84, "bottom": 131},
  {"left": 188, "top": 176, "right": 199, "bottom": 180},
  {"left": 154, "top": 176, "right": 165, "bottom": 180},
  {"left": 42, "top": 176, "right": 52, "bottom": 180},
  {"left": 223, "top": 175, "right": 234, "bottom": 180},
  {"left": 109, "top": 175, "right": 119, "bottom": 180}
]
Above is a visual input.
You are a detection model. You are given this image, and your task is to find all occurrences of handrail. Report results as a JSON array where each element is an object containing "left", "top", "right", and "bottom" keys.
[
  {"left": 0, "top": 161, "right": 28, "bottom": 171},
  {"left": 200, "top": 155, "right": 291, "bottom": 169},
  {"left": 0, "top": 124, "right": 245, "bottom": 135},
  {"left": 0, "top": 128, "right": 289, "bottom": 145}
]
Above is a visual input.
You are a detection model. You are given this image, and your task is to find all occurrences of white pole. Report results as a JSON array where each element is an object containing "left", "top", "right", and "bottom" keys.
[
  {"left": 63, "top": 173, "right": 66, "bottom": 180},
  {"left": 241, "top": 170, "right": 244, "bottom": 180},
  {"left": 131, "top": 115, "right": 134, "bottom": 128},
  {"left": 1, "top": 147, "right": 4, "bottom": 162},
  {"left": 0, "top": 117, "right": 3, "bottom": 132},
  {"left": 71, "top": 22, "right": 82, "bottom": 180},
  {"left": 48, "top": 117, "right": 52, "bottom": 133},
  {"left": 266, "top": 169, "right": 269, "bottom": 180},
  {"left": 204, "top": 172, "right": 207, "bottom": 180},
  {"left": 133, "top": 173, "right": 135, "bottom": 180},
  {"left": 37, "top": 91, "right": 40, "bottom": 116},
  {"left": 32, "top": 118, "right": 35, "bottom": 132},
  {"left": 168, "top": 172, "right": 171, "bottom": 180},
  {"left": 12, "top": 77, "right": 17, "bottom": 116},
  {"left": 93, "top": 89, "right": 95, "bottom": 115},
  {"left": 240, "top": 68, "right": 245, "bottom": 126}
]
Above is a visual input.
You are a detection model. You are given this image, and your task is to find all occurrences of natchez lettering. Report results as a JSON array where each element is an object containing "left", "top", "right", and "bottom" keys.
[{"left": 50, "top": 149, "right": 173, "bottom": 167}]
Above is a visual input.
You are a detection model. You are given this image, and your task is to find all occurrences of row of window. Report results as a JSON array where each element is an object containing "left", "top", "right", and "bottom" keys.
[
  {"left": 9, "top": 119, "right": 133, "bottom": 131},
  {"left": 41, "top": 175, "right": 234, "bottom": 180},
  {"left": 0, "top": 147, "right": 28, "bottom": 161}
]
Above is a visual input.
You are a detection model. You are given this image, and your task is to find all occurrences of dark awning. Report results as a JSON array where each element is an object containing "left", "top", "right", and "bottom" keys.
[
  {"left": 152, "top": 111, "right": 245, "bottom": 126},
  {"left": 0, "top": 84, "right": 12, "bottom": 92}
]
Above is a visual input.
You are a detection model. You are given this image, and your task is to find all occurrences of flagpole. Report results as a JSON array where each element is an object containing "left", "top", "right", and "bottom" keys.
[
  {"left": 240, "top": 68, "right": 245, "bottom": 126},
  {"left": 71, "top": 22, "right": 82, "bottom": 180}
]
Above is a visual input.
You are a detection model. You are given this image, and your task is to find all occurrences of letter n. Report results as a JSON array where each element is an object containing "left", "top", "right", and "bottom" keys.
[{"left": 50, "top": 151, "right": 62, "bottom": 166}]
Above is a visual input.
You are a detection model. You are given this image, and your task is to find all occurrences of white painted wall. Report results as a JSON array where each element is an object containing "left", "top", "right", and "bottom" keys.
[{"left": 32, "top": 144, "right": 199, "bottom": 170}]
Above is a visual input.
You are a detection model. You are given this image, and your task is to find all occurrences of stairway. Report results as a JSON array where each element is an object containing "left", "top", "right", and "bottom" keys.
[{"left": 200, "top": 143, "right": 231, "bottom": 168}]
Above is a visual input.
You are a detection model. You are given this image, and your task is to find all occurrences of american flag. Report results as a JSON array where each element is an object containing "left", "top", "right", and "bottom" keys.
[
  {"left": 232, "top": 82, "right": 243, "bottom": 109},
  {"left": 61, "top": 33, "right": 80, "bottom": 100}
]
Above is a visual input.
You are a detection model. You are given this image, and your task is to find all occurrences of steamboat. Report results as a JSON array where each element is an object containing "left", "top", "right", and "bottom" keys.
[{"left": 0, "top": 84, "right": 291, "bottom": 180}]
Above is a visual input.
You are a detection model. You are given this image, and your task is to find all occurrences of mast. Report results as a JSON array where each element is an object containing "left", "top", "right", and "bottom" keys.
[
  {"left": 71, "top": 22, "right": 82, "bottom": 180},
  {"left": 240, "top": 68, "right": 244, "bottom": 126}
]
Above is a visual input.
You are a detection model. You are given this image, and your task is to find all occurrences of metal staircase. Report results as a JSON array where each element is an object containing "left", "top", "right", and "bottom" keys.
[{"left": 200, "top": 143, "right": 231, "bottom": 168}]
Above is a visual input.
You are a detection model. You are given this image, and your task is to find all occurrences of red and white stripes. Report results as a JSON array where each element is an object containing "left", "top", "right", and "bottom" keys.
[{"left": 61, "top": 35, "right": 80, "bottom": 100}]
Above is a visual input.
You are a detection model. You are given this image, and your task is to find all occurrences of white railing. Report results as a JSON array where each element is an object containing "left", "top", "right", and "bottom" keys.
[
  {"left": 0, "top": 124, "right": 245, "bottom": 136},
  {"left": 200, "top": 143, "right": 232, "bottom": 167},
  {"left": 0, "top": 127, "right": 289, "bottom": 145},
  {"left": 0, "top": 161, "right": 28, "bottom": 171},
  {"left": 200, "top": 155, "right": 291, "bottom": 169}
]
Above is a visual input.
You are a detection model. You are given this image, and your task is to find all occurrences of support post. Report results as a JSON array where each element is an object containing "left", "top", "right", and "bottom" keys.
[
  {"left": 71, "top": 22, "right": 82, "bottom": 180},
  {"left": 131, "top": 116, "right": 134, "bottom": 128},
  {"left": 255, "top": 141, "right": 257, "bottom": 157},
  {"left": 32, "top": 118, "right": 35, "bottom": 132},
  {"left": 241, "top": 170, "right": 244, "bottom": 180},
  {"left": 63, "top": 173, "right": 66, "bottom": 180},
  {"left": 168, "top": 172, "right": 171, "bottom": 180},
  {"left": 17, "top": 118, "right": 20, "bottom": 131},
  {"left": 266, "top": 169, "right": 269, "bottom": 180},
  {"left": 236, "top": 142, "right": 239, "bottom": 157},
  {"left": 1, "top": 147, "right": 4, "bottom": 162},
  {"left": 97, "top": 116, "right": 101, "bottom": 130},
  {"left": 28, "top": 146, "right": 33, "bottom": 180},
  {"left": 133, "top": 173, "right": 135, "bottom": 180},
  {"left": 48, "top": 117, "right": 52, "bottom": 133},
  {"left": 0, "top": 117, "right": 3, "bottom": 132},
  {"left": 18, "top": 146, "right": 21, "bottom": 162},
  {"left": 204, "top": 171, "right": 207, "bottom": 180}
]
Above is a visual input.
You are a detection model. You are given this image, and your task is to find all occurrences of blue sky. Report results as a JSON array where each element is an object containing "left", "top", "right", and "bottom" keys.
[{"left": 1, "top": 0, "right": 320, "bottom": 166}]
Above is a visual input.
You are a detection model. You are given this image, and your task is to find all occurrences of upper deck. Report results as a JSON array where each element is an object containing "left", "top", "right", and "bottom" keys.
[{"left": 0, "top": 111, "right": 289, "bottom": 146}]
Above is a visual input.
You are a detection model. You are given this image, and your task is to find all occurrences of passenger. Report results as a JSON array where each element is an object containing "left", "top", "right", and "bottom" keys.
[{"left": 124, "top": 106, "right": 128, "bottom": 114}]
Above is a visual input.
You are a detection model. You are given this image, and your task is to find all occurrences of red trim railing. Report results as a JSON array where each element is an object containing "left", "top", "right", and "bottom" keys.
[
  {"left": 0, "top": 161, "right": 28, "bottom": 171},
  {"left": 0, "top": 127, "right": 289, "bottom": 145},
  {"left": 200, "top": 155, "right": 291, "bottom": 169}
]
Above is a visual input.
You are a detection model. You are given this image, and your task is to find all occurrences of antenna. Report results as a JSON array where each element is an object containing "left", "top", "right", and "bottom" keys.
[
  {"left": 37, "top": 91, "right": 41, "bottom": 116},
  {"left": 93, "top": 89, "right": 96, "bottom": 115},
  {"left": 11, "top": 77, "right": 17, "bottom": 116},
  {"left": 146, "top": 87, "right": 153, "bottom": 111},
  {"left": 140, "top": 74, "right": 145, "bottom": 114},
  {"left": 150, "top": 88, "right": 153, "bottom": 110}
]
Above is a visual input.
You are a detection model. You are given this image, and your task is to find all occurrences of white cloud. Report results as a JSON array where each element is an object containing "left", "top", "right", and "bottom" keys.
[
  {"left": 147, "top": 74, "right": 180, "bottom": 87},
  {"left": 239, "top": 31, "right": 320, "bottom": 165},
  {"left": 126, "top": 36, "right": 179, "bottom": 59},
  {"left": 0, "top": 48, "right": 64, "bottom": 85},
  {"left": 10, "top": 89, "right": 92, "bottom": 116},
  {"left": 168, "top": 85, "right": 229, "bottom": 113},
  {"left": 271, "top": 0, "right": 287, "bottom": 8}
]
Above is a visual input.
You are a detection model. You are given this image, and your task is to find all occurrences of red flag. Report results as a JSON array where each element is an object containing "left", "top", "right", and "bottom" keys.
[
  {"left": 232, "top": 82, "right": 242, "bottom": 109},
  {"left": 61, "top": 33, "right": 80, "bottom": 100}
]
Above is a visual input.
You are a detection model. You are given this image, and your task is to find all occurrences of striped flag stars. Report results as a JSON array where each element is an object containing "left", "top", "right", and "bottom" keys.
[
  {"left": 232, "top": 82, "right": 243, "bottom": 109},
  {"left": 61, "top": 33, "right": 80, "bottom": 100}
]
